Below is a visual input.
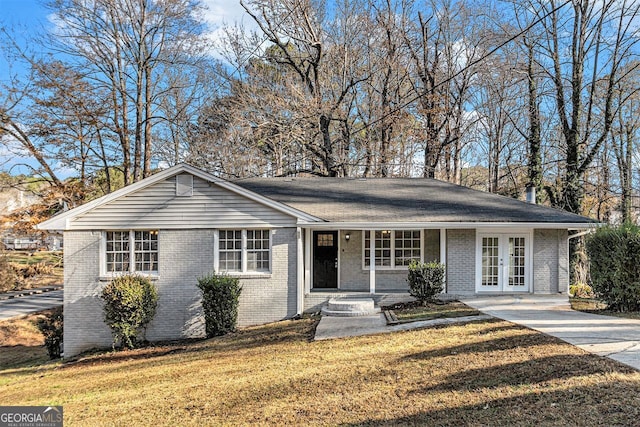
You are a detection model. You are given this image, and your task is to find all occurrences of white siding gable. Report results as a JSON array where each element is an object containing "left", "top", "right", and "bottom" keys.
[
  {"left": 176, "top": 174, "right": 193, "bottom": 197},
  {"left": 69, "top": 175, "right": 297, "bottom": 230}
]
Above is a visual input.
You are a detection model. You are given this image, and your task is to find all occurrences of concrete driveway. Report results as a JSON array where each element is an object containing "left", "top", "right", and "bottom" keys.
[
  {"left": 461, "top": 294, "right": 640, "bottom": 371},
  {"left": 0, "top": 290, "right": 63, "bottom": 320}
]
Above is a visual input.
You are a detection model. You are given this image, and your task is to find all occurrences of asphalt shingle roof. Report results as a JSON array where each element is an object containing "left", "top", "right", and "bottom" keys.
[{"left": 235, "top": 177, "right": 597, "bottom": 225}]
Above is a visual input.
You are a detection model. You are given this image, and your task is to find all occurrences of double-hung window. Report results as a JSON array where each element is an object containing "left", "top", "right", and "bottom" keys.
[
  {"left": 218, "top": 229, "right": 271, "bottom": 274},
  {"left": 364, "top": 230, "right": 421, "bottom": 268},
  {"left": 246, "top": 230, "right": 270, "bottom": 271},
  {"left": 105, "top": 230, "right": 159, "bottom": 275},
  {"left": 219, "top": 230, "right": 242, "bottom": 272}
]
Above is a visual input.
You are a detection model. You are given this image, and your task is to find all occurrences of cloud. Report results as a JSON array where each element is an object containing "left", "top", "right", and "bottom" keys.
[
  {"left": 201, "top": 0, "right": 253, "bottom": 30},
  {"left": 199, "top": 0, "right": 261, "bottom": 61}
]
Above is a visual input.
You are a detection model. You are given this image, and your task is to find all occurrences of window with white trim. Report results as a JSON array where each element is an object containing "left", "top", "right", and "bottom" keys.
[
  {"left": 219, "top": 229, "right": 271, "bottom": 274},
  {"left": 219, "top": 230, "right": 242, "bottom": 272},
  {"left": 247, "top": 230, "right": 270, "bottom": 272},
  {"left": 105, "top": 230, "right": 158, "bottom": 274},
  {"left": 364, "top": 230, "right": 392, "bottom": 267},
  {"left": 394, "top": 230, "right": 421, "bottom": 266},
  {"left": 364, "top": 230, "right": 421, "bottom": 268}
]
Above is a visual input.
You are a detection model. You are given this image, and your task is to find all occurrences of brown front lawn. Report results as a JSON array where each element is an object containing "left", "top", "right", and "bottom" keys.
[
  {"left": 0, "top": 311, "right": 50, "bottom": 370},
  {"left": 1, "top": 314, "right": 640, "bottom": 425}
]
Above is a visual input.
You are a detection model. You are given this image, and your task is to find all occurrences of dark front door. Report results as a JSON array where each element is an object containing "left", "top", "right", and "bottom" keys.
[{"left": 313, "top": 231, "right": 338, "bottom": 288}]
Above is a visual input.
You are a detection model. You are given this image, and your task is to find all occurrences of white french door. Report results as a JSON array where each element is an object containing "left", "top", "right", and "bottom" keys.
[{"left": 477, "top": 233, "right": 530, "bottom": 292}]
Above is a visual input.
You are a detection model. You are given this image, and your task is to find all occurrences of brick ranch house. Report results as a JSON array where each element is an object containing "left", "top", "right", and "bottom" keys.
[{"left": 38, "top": 163, "right": 597, "bottom": 357}]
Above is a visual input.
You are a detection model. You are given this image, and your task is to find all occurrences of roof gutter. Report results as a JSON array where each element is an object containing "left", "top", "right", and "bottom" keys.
[
  {"left": 568, "top": 229, "right": 594, "bottom": 240},
  {"left": 296, "top": 221, "right": 599, "bottom": 230}
]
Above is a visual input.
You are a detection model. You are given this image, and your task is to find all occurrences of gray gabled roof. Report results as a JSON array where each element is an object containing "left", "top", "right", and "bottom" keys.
[{"left": 235, "top": 177, "right": 598, "bottom": 226}]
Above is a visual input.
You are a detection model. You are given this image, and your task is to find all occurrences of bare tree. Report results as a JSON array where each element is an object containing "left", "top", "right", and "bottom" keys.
[
  {"left": 48, "top": 0, "right": 211, "bottom": 183},
  {"left": 400, "top": 0, "right": 487, "bottom": 179},
  {"left": 610, "top": 62, "right": 640, "bottom": 223},
  {"left": 529, "top": 0, "right": 640, "bottom": 213},
  {"left": 239, "top": 0, "right": 368, "bottom": 176}
]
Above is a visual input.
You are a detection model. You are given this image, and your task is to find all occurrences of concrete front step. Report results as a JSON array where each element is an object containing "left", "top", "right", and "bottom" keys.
[
  {"left": 321, "top": 297, "right": 381, "bottom": 317},
  {"left": 304, "top": 291, "right": 414, "bottom": 313}
]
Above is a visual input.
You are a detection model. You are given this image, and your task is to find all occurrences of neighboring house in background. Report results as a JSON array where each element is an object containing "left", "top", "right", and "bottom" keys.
[
  {"left": 0, "top": 185, "right": 63, "bottom": 251},
  {"left": 38, "top": 164, "right": 598, "bottom": 357},
  {"left": 1, "top": 234, "right": 63, "bottom": 251},
  {"left": 2, "top": 235, "right": 41, "bottom": 251}
]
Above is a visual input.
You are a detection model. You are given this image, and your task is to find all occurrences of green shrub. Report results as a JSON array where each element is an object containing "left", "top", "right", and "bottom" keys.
[
  {"left": 101, "top": 275, "right": 158, "bottom": 349},
  {"left": 407, "top": 261, "right": 445, "bottom": 303},
  {"left": 38, "top": 306, "right": 63, "bottom": 359},
  {"left": 586, "top": 224, "right": 640, "bottom": 312},
  {"left": 197, "top": 273, "right": 242, "bottom": 338}
]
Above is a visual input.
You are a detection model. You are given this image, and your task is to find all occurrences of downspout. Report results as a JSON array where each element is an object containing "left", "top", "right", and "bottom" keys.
[
  {"left": 440, "top": 229, "right": 447, "bottom": 293},
  {"left": 296, "top": 227, "right": 304, "bottom": 316}
]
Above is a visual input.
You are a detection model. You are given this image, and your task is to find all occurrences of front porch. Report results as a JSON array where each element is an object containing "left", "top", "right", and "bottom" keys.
[{"left": 299, "top": 228, "right": 446, "bottom": 294}]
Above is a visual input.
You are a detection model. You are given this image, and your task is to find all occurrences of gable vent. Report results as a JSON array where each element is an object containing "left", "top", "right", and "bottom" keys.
[{"left": 176, "top": 174, "right": 193, "bottom": 197}]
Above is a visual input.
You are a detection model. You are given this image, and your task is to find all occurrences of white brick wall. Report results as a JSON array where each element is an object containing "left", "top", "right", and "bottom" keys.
[
  {"left": 63, "top": 226, "right": 569, "bottom": 356},
  {"left": 445, "top": 229, "right": 476, "bottom": 295},
  {"left": 533, "top": 229, "right": 569, "bottom": 294},
  {"left": 63, "top": 231, "right": 112, "bottom": 358},
  {"left": 62, "top": 228, "right": 298, "bottom": 357},
  {"left": 233, "top": 228, "right": 297, "bottom": 326}
]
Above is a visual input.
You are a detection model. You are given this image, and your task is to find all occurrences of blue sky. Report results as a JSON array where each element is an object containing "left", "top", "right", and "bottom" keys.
[
  {"left": 0, "top": 0, "right": 51, "bottom": 76},
  {"left": 0, "top": 2, "right": 51, "bottom": 176},
  {"left": 0, "top": 0, "right": 249, "bottom": 176},
  {"left": 2, "top": 0, "right": 49, "bottom": 23}
]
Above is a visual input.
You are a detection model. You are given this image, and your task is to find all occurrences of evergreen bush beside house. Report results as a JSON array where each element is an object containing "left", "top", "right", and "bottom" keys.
[
  {"left": 38, "top": 306, "right": 63, "bottom": 359},
  {"left": 197, "top": 273, "right": 242, "bottom": 338},
  {"left": 407, "top": 260, "right": 445, "bottom": 303},
  {"left": 586, "top": 223, "right": 640, "bottom": 312},
  {"left": 101, "top": 275, "right": 158, "bottom": 350}
]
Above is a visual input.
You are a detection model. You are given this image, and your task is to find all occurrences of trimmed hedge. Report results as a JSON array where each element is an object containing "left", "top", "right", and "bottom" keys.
[
  {"left": 38, "top": 306, "right": 63, "bottom": 359},
  {"left": 197, "top": 273, "right": 242, "bottom": 338},
  {"left": 101, "top": 275, "right": 158, "bottom": 349},
  {"left": 407, "top": 260, "right": 445, "bottom": 303},
  {"left": 586, "top": 224, "right": 640, "bottom": 312}
]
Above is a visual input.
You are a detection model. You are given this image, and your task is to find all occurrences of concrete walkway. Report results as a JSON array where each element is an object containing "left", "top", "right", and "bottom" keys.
[
  {"left": 314, "top": 313, "right": 492, "bottom": 341},
  {"left": 0, "top": 289, "right": 63, "bottom": 320},
  {"left": 461, "top": 294, "right": 640, "bottom": 371}
]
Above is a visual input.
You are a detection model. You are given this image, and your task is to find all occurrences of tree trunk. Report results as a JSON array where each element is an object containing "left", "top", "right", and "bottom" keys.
[
  {"left": 319, "top": 114, "right": 336, "bottom": 176},
  {"left": 526, "top": 42, "right": 543, "bottom": 203},
  {"left": 144, "top": 63, "right": 153, "bottom": 177}
]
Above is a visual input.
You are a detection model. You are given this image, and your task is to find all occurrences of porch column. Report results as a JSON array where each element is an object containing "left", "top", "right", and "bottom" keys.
[
  {"left": 304, "top": 228, "right": 311, "bottom": 294},
  {"left": 440, "top": 228, "right": 447, "bottom": 293},
  {"left": 369, "top": 230, "right": 376, "bottom": 294},
  {"left": 296, "top": 227, "right": 304, "bottom": 315},
  {"left": 213, "top": 230, "right": 220, "bottom": 273}
]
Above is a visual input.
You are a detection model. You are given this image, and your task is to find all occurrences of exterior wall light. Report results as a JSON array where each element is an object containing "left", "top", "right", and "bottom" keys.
[{"left": 345, "top": 233, "right": 350, "bottom": 241}]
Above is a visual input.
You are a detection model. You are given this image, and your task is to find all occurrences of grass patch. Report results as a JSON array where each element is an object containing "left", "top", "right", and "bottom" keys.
[
  {"left": 5, "top": 251, "right": 63, "bottom": 267},
  {"left": 570, "top": 297, "right": 640, "bottom": 320},
  {"left": 1, "top": 317, "right": 640, "bottom": 425},
  {"left": 2, "top": 251, "right": 63, "bottom": 292},
  {"left": 0, "top": 311, "right": 50, "bottom": 370},
  {"left": 385, "top": 300, "right": 480, "bottom": 323}
]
